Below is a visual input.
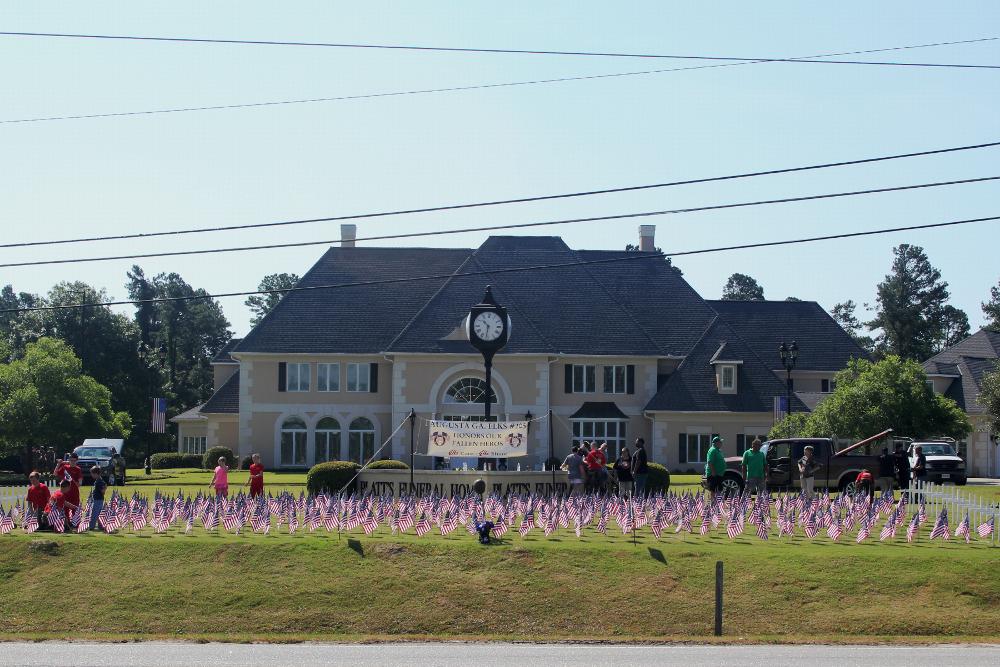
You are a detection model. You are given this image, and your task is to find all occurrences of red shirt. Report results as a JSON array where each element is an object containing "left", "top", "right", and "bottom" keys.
[
  {"left": 26, "top": 483, "right": 51, "bottom": 510},
  {"left": 249, "top": 463, "right": 265, "bottom": 495},
  {"left": 47, "top": 490, "right": 75, "bottom": 514},
  {"left": 55, "top": 463, "right": 82, "bottom": 507},
  {"left": 584, "top": 449, "right": 607, "bottom": 471}
]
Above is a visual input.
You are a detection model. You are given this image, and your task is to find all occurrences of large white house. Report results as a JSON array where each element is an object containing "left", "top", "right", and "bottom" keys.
[{"left": 174, "top": 226, "right": 869, "bottom": 472}]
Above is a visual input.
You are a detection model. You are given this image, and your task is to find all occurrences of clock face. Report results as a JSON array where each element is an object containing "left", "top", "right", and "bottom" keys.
[{"left": 473, "top": 311, "right": 505, "bottom": 342}]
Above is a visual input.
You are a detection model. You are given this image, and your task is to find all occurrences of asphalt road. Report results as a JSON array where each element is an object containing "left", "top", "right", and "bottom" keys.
[{"left": 2, "top": 643, "right": 998, "bottom": 667}]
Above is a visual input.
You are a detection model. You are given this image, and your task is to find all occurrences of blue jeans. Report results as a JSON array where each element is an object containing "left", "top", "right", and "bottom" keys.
[
  {"left": 634, "top": 473, "right": 648, "bottom": 496},
  {"left": 89, "top": 497, "right": 104, "bottom": 531}
]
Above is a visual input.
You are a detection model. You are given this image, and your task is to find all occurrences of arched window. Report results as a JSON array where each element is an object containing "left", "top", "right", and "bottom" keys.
[
  {"left": 315, "top": 417, "right": 341, "bottom": 463},
  {"left": 280, "top": 417, "right": 307, "bottom": 467},
  {"left": 348, "top": 417, "right": 375, "bottom": 464},
  {"left": 444, "top": 377, "right": 497, "bottom": 405}
]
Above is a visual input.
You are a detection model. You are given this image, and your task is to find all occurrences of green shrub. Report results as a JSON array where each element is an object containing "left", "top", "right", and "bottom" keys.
[
  {"left": 150, "top": 453, "right": 203, "bottom": 470},
  {"left": 646, "top": 462, "right": 670, "bottom": 493},
  {"left": 202, "top": 446, "right": 237, "bottom": 471},
  {"left": 365, "top": 459, "right": 409, "bottom": 470},
  {"left": 307, "top": 461, "right": 360, "bottom": 495},
  {"left": 240, "top": 455, "right": 254, "bottom": 470}
]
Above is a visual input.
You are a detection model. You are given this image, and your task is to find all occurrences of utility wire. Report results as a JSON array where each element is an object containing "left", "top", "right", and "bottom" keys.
[
  {"left": 1, "top": 31, "right": 997, "bottom": 68},
  {"left": 1, "top": 176, "right": 995, "bottom": 269},
  {"left": 3, "top": 141, "right": 998, "bottom": 250},
  {"left": 3, "top": 213, "right": 997, "bottom": 314},
  {"left": 3, "top": 37, "right": 996, "bottom": 125}
]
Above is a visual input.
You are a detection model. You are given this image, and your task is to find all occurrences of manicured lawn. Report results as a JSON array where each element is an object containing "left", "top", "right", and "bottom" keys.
[{"left": 0, "top": 523, "right": 997, "bottom": 642}]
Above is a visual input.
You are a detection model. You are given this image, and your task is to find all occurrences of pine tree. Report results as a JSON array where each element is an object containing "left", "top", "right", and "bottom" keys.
[{"left": 983, "top": 279, "right": 1000, "bottom": 332}]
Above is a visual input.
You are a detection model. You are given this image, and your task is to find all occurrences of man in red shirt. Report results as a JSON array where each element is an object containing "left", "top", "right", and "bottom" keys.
[
  {"left": 46, "top": 480, "right": 80, "bottom": 528},
  {"left": 584, "top": 443, "right": 609, "bottom": 493},
  {"left": 246, "top": 453, "right": 265, "bottom": 498},
  {"left": 53, "top": 453, "right": 83, "bottom": 509},
  {"left": 25, "top": 472, "right": 51, "bottom": 527}
]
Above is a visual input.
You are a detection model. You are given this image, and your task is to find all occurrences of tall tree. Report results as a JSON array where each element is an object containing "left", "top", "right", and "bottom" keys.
[
  {"left": 830, "top": 300, "right": 875, "bottom": 353},
  {"left": 0, "top": 285, "right": 45, "bottom": 362},
  {"left": 624, "top": 244, "right": 682, "bottom": 275},
  {"left": 721, "top": 273, "right": 765, "bottom": 301},
  {"left": 979, "top": 362, "right": 1000, "bottom": 436},
  {"left": 768, "top": 356, "right": 970, "bottom": 441},
  {"left": 867, "top": 244, "right": 951, "bottom": 360},
  {"left": 245, "top": 272, "right": 301, "bottom": 326},
  {"left": 983, "top": 278, "right": 1000, "bottom": 332},
  {"left": 0, "top": 338, "right": 132, "bottom": 473},
  {"left": 934, "top": 304, "right": 970, "bottom": 352}
]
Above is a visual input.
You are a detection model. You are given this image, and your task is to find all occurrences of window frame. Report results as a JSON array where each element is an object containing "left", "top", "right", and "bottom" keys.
[
  {"left": 317, "top": 363, "right": 341, "bottom": 392},
  {"left": 347, "top": 363, "right": 371, "bottom": 393},
  {"left": 603, "top": 365, "right": 628, "bottom": 394},
  {"left": 181, "top": 435, "right": 207, "bottom": 455},
  {"left": 572, "top": 364, "right": 596, "bottom": 393},
  {"left": 279, "top": 417, "right": 308, "bottom": 467},
  {"left": 719, "top": 364, "right": 736, "bottom": 392},
  {"left": 571, "top": 419, "right": 628, "bottom": 460},
  {"left": 821, "top": 378, "right": 837, "bottom": 393},
  {"left": 348, "top": 417, "right": 376, "bottom": 464},
  {"left": 314, "top": 417, "right": 341, "bottom": 463},
  {"left": 286, "top": 362, "right": 310, "bottom": 392}
]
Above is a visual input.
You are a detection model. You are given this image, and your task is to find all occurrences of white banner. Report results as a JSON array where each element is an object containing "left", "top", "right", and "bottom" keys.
[{"left": 426, "top": 420, "right": 529, "bottom": 458}]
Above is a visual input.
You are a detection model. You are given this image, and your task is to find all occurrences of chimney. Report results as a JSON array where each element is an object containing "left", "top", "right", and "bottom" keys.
[
  {"left": 340, "top": 223, "right": 356, "bottom": 248},
  {"left": 639, "top": 224, "right": 655, "bottom": 252}
]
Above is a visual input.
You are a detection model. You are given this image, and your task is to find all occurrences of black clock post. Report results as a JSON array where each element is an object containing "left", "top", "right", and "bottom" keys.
[{"left": 466, "top": 286, "right": 511, "bottom": 420}]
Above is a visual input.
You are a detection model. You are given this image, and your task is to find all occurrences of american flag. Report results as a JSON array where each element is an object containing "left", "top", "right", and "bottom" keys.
[
  {"left": 827, "top": 515, "right": 842, "bottom": 541},
  {"left": 906, "top": 512, "right": 920, "bottom": 543},
  {"left": 929, "top": 508, "right": 950, "bottom": 540},
  {"left": 518, "top": 510, "right": 534, "bottom": 537},
  {"left": 150, "top": 397, "right": 167, "bottom": 434},
  {"left": 0, "top": 509, "right": 14, "bottom": 535},
  {"left": 23, "top": 511, "right": 38, "bottom": 534},
  {"left": 977, "top": 516, "right": 994, "bottom": 539},
  {"left": 954, "top": 513, "right": 971, "bottom": 544},
  {"left": 755, "top": 519, "right": 769, "bottom": 541},
  {"left": 492, "top": 514, "right": 508, "bottom": 538},
  {"left": 48, "top": 508, "right": 65, "bottom": 533},
  {"left": 414, "top": 512, "right": 431, "bottom": 537}
]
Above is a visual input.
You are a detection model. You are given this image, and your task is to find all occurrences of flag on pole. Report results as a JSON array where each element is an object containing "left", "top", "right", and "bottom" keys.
[
  {"left": 928, "top": 508, "right": 950, "bottom": 540},
  {"left": 977, "top": 516, "right": 994, "bottom": 539},
  {"left": 150, "top": 398, "right": 167, "bottom": 434}
]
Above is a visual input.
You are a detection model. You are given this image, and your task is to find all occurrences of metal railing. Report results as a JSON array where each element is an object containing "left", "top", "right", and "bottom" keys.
[{"left": 908, "top": 478, "right": 998, "bottom": 545}]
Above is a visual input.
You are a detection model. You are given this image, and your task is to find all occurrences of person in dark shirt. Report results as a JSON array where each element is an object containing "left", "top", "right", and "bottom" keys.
[
  {"left": 893, "top": 443, "right": 911, "bottom": 495},
  {"left": 876, "top": 447, "right": 895, "bottom": 496},
  {"left": 613, "top": 447, "right": 634, "bottom": 496},
  {"left": 88, "top": 466, "right": 107, "bottom": 531},
  {"left": 912, "top": 446, "right": 928, "bottom": 482},
  {"left": 631, "top": 438, "right": 649, "bottom": 497}
]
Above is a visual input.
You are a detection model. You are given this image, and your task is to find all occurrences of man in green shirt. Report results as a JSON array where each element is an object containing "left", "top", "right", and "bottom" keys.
[
  {"left": 741, "top": 438, "right": 768, "bottom": 496},
  {"left": 705, "top": 436, "right": 727, "bottom": 495}
]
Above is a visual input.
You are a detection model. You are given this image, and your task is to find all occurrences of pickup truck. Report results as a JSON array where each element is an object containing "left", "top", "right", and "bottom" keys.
[
  {"left": 717, "top": 437, "right": 882, "bottom": 495},
  {"left": 908, "top": 441, "right": 967, "bottom": 486},
  {"left": 72, "top": 439, "right": 126, "bottom": 485}
]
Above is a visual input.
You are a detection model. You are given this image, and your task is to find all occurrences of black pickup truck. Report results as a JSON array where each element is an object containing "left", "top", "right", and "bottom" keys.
[{"left": 718, "top": 437, "right": 883, "bottom": 495}]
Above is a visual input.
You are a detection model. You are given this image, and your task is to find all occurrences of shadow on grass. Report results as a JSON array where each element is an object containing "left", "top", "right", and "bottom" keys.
[
  {"left": 648, "top": 547, "right": 667, "bottom": 565},
  {"left": 347, "top": 538, "right": 364, "bottom": 557}
]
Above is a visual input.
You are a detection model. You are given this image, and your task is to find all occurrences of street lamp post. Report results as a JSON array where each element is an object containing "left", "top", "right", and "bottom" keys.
[{"left": 778, "top": 341, "right": 799, "bottom": 416}]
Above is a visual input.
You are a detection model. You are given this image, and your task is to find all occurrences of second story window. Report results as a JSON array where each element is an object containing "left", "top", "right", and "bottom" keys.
[
  {"left": 348, "top": 362, "right": 379, "bottom": 393},
  {"left": 572, "top": 364, "right": 595, "bottom": 393},
  {"left": 603, "top": 365, "right": 635, "bottom": 394},
  {"left": 821, "top": 378, "right": 837, "bottom": 393},
  {"left": 317, "top": 363, "right": 340, "bottom": 392},
  {"left": 720, "top": 365, "right": 736, "bottom": 392},
  {"left": 286, "top": 362, "right": 310, "bottom": 392}
]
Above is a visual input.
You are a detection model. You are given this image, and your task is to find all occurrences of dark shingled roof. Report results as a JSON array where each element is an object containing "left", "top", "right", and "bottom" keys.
[
  {"left": 200, "top": 372, "right": 239, "bottom": 414},
  {"left": 237, "top": 237, "right": 717, "bottom": 356},
  {"left": 569, "top": 402, "right": 630, "bottom": 420},
  {"left": 212, "top": 338, "right": 242, "bottom": 364},
  {"left": 923, "top": 329, "right": 1000, "bottom": 413},
  {"left": 707, "top": 300, "right": 870, "bottom": 371},
  {"left": 645, "top": 317, "right": 808, "bottom": 413}
]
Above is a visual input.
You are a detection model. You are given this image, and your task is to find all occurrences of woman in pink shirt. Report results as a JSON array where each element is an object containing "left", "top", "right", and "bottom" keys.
[{"left": 209, "top": 457, "right": 229, "bottom": 498}]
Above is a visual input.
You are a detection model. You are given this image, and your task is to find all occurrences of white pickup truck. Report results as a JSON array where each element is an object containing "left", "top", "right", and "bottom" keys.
[{"left": 908, "top": 441, "right": 967, "bottom": 486}]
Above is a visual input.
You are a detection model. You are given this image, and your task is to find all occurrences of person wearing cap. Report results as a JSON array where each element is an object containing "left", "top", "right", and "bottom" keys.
[
  {"left": 705, "top": 436, "right": 727, "bottom": 496},
  {"left": 797, "top": 445, "right": 822, "bottom": 500}
]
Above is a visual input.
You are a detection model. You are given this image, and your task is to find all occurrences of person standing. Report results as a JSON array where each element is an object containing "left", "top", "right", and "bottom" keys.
[
  {"left": 797, "top": 445, "right": 822, "bottom": 500},
  {"left": 110, "top": 448, "right": 127, "bottom": 486},
  {"left": 53, "top": 453, "right": 83, "bottom": 513},
  {"left": 741, "top": 438, "right": 767, "bottom": 496},
  {"left": 584, "top": 443, "right": 608, "bottom": 494},
  {"left": 631, "top": 438, "right": 649, "bottom": 497},
  {"left": 912, "top": 446, "right": 928, "bottom": 482},
  {"left": 209, "top": 457, "right": 230, "bottom": 498},
  {"left": 705, "top": 436, "right": 727, "bottom": 496},
  {"left": 25, "top": 472, "right": 51, "bottom": 529},
  {"left": 246, "top": 453, "right": 265, "bottom": 498},
  {"left": 561, "top": 445, "right": 587, "bottom": 496},
  {"left": 88, "top": 466, "right": 107, "bottom": 531},
  {"left": 613, "top": 447, "right": 634, "bottom": 496},
  {"left": 893, "top": 443, "right": 911, "bottom": 496},
  {"left": 876, "top": 447, "right": 895, "bottom": 496}
]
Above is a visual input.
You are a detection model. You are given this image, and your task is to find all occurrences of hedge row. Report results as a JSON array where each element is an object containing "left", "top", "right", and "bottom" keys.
[
  {"left": 203, "top": 447, "right": 237, "bottom": 471},
  {"left": 149, "top": 453, "right": 203, "bottom": 470},
  {"left": 306, "top": 459, "right": 410, "bottom": 494}
]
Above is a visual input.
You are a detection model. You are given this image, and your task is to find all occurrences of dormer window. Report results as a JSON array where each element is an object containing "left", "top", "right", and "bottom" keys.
[{"left": 718, "top": 364, "right": 737, "bottom": 393}]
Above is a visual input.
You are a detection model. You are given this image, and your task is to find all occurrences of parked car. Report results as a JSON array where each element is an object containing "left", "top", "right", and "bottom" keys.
[
  {"left": 72, "top": 439, "right": 126, "bottom": 485},
  {"left": 908, "top": 441, "right": 967, "bottom": 486},
  {"left": 716, "top": 437, "right": 882, "bottom": 495}
]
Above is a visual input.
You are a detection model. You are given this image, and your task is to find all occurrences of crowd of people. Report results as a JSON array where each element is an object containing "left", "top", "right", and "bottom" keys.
[{"left": 560, "top": 437, "right": 650, "bottom": 496}]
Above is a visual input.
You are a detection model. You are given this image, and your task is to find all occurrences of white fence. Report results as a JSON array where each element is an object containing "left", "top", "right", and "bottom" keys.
[
  {"left": 908, "top": 479, "right": 998, "bottom": 545},
  {"left": 0, "top": 481, "right": 58, "bottom": 508}
]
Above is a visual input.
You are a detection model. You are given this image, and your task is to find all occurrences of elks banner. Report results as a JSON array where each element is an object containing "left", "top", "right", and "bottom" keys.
[{"left": 426, "top": 420, "right": 529, "bottom": 458}]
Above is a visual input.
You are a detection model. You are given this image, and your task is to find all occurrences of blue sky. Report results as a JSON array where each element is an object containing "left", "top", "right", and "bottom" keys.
[{"left": 2, "top": 2, "right": 998, "bottom": 337}]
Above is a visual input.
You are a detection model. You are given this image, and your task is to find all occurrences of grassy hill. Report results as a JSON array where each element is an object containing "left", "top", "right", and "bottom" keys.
[{"left": 1, "top": 527, "right": 998, "bottom": 642}]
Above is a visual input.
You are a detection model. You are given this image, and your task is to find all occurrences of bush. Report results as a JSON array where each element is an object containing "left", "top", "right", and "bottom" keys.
[
  {"left": 307, "top": 461, "right": 360, "bottom": 495},
  {"left": 365, "top": 459, "right": 409, "bottom": 470},
  {"left": 645, "top": 462, "right": 670, "bottom": 494},
  {"left": 150, "top": 452, "right": 203, "bottom": 470},
  {"left": 202, "top": 446, "right": 237, "bottom": 471},
  {"left": 240, "top": 455, "right": 254, "bottom": 470}
]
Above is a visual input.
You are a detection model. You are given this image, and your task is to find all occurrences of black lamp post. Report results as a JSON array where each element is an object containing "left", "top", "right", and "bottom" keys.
[
  {"left": 466, "top": 286, "right": 511, "bottom": 421},
  {"left": 778, "top": 341, "right": 798, "bottom": 416}
]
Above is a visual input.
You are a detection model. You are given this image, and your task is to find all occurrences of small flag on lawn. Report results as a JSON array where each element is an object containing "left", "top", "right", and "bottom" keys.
[{"left": 151, "top": 398, "right": 167, "bottom": 434}]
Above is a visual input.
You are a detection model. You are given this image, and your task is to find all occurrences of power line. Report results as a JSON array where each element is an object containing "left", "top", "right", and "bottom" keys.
[
  {"left": 3, "top": 141, "right": 998, "bottom": 250},
  {"left": 1, "top": 176, "right": 995, "bottom": 269},
  {"left": 3, "top": 213, "right": 997, "bottom": 315},
  {"left": 2, "top": 31, "right": 997, "bottom": 69},
  {"left": 3, "top": 37, "right": 996, "bottom": 125}
]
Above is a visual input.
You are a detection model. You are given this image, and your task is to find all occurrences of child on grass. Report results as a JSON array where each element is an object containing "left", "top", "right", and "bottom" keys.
[
  {"left": 25, "top": 472, "right": 51, "bottom": 529},
  {"left": 209, "top": 457, "right": 229, "bottom": 498},
  {"left": 245, "top": 453, "right": 264, "bottom": 498}
]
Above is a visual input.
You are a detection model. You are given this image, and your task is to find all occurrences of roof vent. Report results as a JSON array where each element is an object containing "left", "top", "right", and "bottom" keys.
[{"left": 341, "top": 224, "right": 357, "bottom": 248}]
